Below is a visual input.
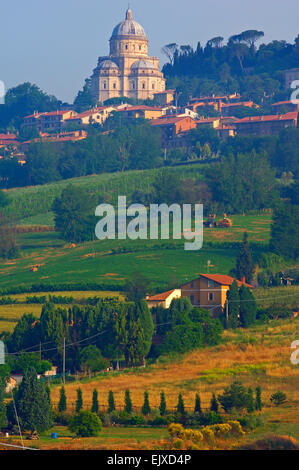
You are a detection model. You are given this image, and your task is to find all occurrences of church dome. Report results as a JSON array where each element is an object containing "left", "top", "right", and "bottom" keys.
[
  {"left": 99, "top": 60, "right": 119, "bottom": 69},
  {"left": 131, "top": 60, "right": 157, "bottom": 71},
  {"left": 111, "top": 8, "right": 147, "bottom": 39}
]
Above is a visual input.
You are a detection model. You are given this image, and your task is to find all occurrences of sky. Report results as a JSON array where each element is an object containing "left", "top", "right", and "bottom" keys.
[{"left": 1, "top": 0, "right": 299, "bottom": 103}]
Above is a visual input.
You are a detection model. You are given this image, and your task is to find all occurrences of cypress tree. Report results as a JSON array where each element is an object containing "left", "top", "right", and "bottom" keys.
[
  {"left": 247, "top": 387, "right": 255, "bottom": 413},
  {"left": 177, "top": 393, "right": 185, "bottom": 414},
  {"left": 108, "top": 390, "right": 116, "bottom": 413},
  {"left": 236, "top": 232, "right": 254, "bottom": 283},
  {"left": 75, "top": 387, "right": 83, "bottom": 413},
  {"left": 255, "top": 386, "right": 262, "bottom": 411},
  {"left": 239, "top": 285, "right": 257, "bottom": 327},
  {"left": 0, "top": 377, "right": 7, "bottom": 429},
  {"left": 124, "top": 389, "right": 132, "bottom": 414},
  {"left": 91, "top": 388, "right": 99, "bottom": 414},
  {"left": 135, "top": 300, "right": 154, "bottom": 358},
  {"left": 194, "top": 393, "right": 202, "bottom": 414},
  {"left": 58, "top": 386, "right": 67, "bottom": 412},
  {"left": 210, "top": 393, "right": 219, "bottom": 413},
  {"left": 16, "top": 367, "right": 52, "bottom": 432},
  {"left": 141, "top": 391, "right": 151, "bottom": 416},
  {"left": 159, "top": 391, "right": 167, "bottom": 416},
  {"left": 226, "top": 280, "right": 240, "bottom": 329}
]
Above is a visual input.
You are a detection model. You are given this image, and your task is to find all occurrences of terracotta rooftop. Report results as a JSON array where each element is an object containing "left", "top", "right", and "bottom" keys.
[
  {"left": 151, "top": 116, "right": 195, "bottom": 126},
  {"left": 147, "top": 289, "right": 177, "bottom": 301},
  {"left": 234, "top": 112, "right": 298, "bottom": 124},
  {"left": 181, "top": 274, "right": 253, "bottom": 289}
]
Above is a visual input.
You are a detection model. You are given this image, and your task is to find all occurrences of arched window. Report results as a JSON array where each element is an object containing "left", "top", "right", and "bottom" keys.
[
  {"left": 152, "top": 83, "right": 155, "bottom": 90},
  {"left": 142, "top": 82, "right": 145, "bottom": 89},
  {"left": 113, "top": 83, "right": 117, "bottom": 89},
  {"left": 103, "top": 82, "right": 107, "bottom": 89}
]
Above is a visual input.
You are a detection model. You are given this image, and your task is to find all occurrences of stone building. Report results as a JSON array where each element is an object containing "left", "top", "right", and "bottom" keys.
[{"left": 90, "top": 8, "right": 165, "bottom": 103}]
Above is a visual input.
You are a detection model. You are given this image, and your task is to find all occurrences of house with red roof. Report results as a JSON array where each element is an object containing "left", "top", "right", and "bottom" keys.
[
  {"left": 234, "top": 112, "right": 298, "bottom": 136},
  {"left": 181, "top": 274, "right": 254, "bottom": 316},
  {"left": 23, "top": 110, "right": 78, "bottom": 133},
  {"left": 146, "top": 289, "right": 182, "bottom": 309}
]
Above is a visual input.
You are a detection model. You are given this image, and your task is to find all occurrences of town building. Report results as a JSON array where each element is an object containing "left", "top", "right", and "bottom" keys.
[
  {"left": 90, "top": 8, "right": 165, "bottom": 103},
  {"left": 23, "top": 110, "right": 78, "bottom": 133},
  {"left": 180, "top": 274, "right": 253, "bottom": 316},
  {"left": 234, "top": 112, "right": 298, "bottom": 136},
  {"left": 151, "top": 115, "right": 197, "bottom": 148},
  {"left": 271, "top": 100, "right": 299, "bottom": 114},
  {"left": 65, "top": 106, "right": 116, "bottom": 126},
  {"left": 116, "top": 105, "right": 164, "bottom": 120}
]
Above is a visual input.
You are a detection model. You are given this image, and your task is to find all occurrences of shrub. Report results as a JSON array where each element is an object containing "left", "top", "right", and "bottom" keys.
[
  {"left": 270, "top": 391, "right": 287, "bottom": 406},
  {"left": 201, "top": 426, "right": 215, "bottom": 442},
  {"left": 69, "top": 410, "right": 102, "bottom": 437},
  {"left": 218, "top": 381, "right": 254, "bottom": 413},
  {"left": 238, "top": 434, "right": 299, "bottom": 450},
  {"left": 227, "top": 420, "right": 245, "bottom": 436},
  {"left": 168, "top": 423, "right": 184, "bottom": 438}
]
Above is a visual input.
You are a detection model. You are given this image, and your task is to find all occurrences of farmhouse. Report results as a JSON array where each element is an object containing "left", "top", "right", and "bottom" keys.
[
  {"left": 146, "top": 289, "right": 182, "bottom": 309},
  {"left": 181, "top": 274, "right": 254, "bottom": 316}
]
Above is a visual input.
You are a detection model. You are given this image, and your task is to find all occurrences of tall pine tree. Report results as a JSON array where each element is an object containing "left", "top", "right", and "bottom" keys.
[
  {"left": 226, "top": 280, "right": 240, "bottom": 328},
  {"left": 239, "top": 285, "right": 257, "bottom": 327},
  {"left": 236, "top": 232, "right": 254, "bottom": 283},
  {"left": 16, "top": 367, "right": 52, "bottom": 432}
]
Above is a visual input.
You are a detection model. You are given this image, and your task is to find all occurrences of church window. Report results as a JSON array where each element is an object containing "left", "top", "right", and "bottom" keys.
[
  {"left": 113, "top": 83, "right": 116, "bottom": 89},
  {"left": 125, "top": 44, "right": 128, "bottom": 50},
  {"left": 142, "top": 82, "right": 145, "bottom": 89},
  {"left": 103, "top": 82, "right": 107, "bottom": 89},
  {"left": 152, "top": 83, "right": 155, "bottom": 89}
]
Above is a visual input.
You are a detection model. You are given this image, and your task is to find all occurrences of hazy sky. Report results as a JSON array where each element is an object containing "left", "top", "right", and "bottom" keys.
[{"left": 2, "top": 0, "right": 299, "bottom": 102}]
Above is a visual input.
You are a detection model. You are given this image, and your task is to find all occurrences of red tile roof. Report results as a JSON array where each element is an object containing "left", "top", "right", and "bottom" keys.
[
  {"left": 181, "top": 274, "right": 253, "bottom": 289},
  {"left": 199, "top": 274, "right": 253, "bottom": 288},
  {"left": 151, "top": 116, "right": 195, "bottom": 126},
  {"left": 119, "top": 105, "right": 162, "bottom": 112},
  {"left": 234, "top": 112, "right": 298, "bottom": 124},
  {"left": 0, "top": 133, "right": 17, "bottom": 140},
  {"left": 147, "top": 289, "right": 177, "bottom": 301},
  {"left": 272, "top": 100, "right": 298, "bottom": 106}
]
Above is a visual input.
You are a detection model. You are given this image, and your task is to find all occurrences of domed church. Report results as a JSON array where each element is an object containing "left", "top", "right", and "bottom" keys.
[{"left": 90, "top": 8, "right": 166, "bottom": 103}]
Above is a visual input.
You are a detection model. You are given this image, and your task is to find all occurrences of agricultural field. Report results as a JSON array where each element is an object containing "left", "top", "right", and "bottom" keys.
[
  {"left": 50, "top": 317, "right": 299, "bottom": 411},
  {"left": 5, "top": 164, "right": 210, "bottom": 224},
  {"left": 0, "top": 213, "right": 272, "bottom": 295}
]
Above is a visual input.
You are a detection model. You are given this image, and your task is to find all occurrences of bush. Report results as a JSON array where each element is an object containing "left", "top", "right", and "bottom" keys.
[
  {"left": 238, "top": 434, "right": 299, "bottom": 450},
  {"left": 69, "top": 410, "right": 102, "bottom": 437},
  {"left": 270, "top": 391, "right": 287, "bottom": 406}
]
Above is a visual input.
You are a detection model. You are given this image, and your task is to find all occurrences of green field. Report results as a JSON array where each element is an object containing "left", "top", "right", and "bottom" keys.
[{"left": 5, "top": 164, "right": 210, "bottom": 224}]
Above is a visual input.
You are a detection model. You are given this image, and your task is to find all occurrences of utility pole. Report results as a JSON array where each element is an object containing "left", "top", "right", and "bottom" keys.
[
  {"left": 226, "top": 299, "right": 229, "bottom": 326},
  {"left": 63, "top": 337, "right": 66, "bottom": 384}
]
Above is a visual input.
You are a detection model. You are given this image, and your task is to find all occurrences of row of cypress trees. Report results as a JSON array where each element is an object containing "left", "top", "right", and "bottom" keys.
[{"left": 57, "top": 387, "right": 263, "bottom": 416}]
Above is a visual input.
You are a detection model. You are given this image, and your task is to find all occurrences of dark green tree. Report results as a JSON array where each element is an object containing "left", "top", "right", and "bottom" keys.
[
  {"left": 0, "top": 377, "right": 7, "bottom": 430},
  {"left": 16, "top": 367, "right": 52, "bottom": 432},
  {"left": 226, "top": 280, "right": 240, "bottom": 328},
  {"left": 255, "top": 386, "right": 262, "bottom": 411},
  {"left": 247, "top": 387, "right": 255, "bottom": 413},
  {"left": 91, "top": 389, "right": 99, "bottom": 414},
  {"left": 69, "top": 410, "right": 102, "bottom": 437},
  {"left": 194, "top": 393, "right": 202, "bottom": 414},
  {"left": 218, "top": 381, "right": 253, "bottom": 413},
  {"left": 210, "top": 393, "right": 219, "bottom": 413},
  {"left": 270, "top": 202, "right": 299, "bottom": 260},
  {"left": 79, "top": 345, "right": 108, "bottom": 374},
  {"left": 124, "top": 389, "right": 132, "bottom": 414},
  {"left": 159, "top": 391, "right": 167, "bottom": 416},
  {"left": 239, "top": 285, "right": 257, "bottom": 327},
  {"left": 270, "top": 391, "right": 287, "bottom": 406},
  {"left": 141, "top": 391, "right": 151, "bottom": 416},
  {"left": 75, "top": 388, "right": 83, "bottom": 413},
  {"left": 177, "top": 393, "right": 185, "bottom": 414},
  {"left": 53, "top": 184, "right": 97, "bottom": 243},
  {"left": 58, "top": 386, "right": 67, "bottom": 412},
  {"left": 236, "top": 232, "right": 255, "bottom": 283},
  {"left": 108, "top": 390, "right": 116, "bottom": 413}
]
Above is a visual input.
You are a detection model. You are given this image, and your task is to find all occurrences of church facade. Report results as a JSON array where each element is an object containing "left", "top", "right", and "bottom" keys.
[{"left": 90, "top": 8, "right": 166, "bottom": 103}]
